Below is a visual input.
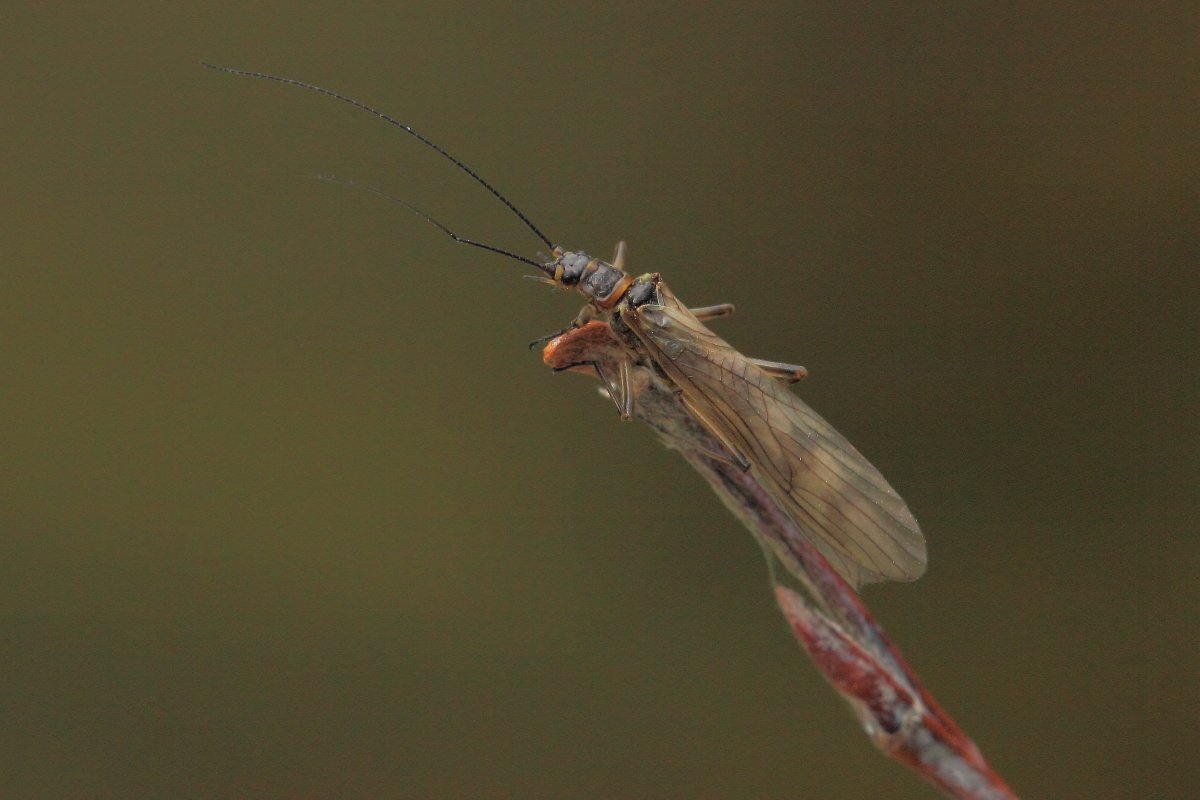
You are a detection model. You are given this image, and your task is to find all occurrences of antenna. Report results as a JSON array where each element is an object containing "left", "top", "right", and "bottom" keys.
[
  {"left": 307, "top": 174, "right": 553, "bottom": 274},
  {"left": 202, "top": 62, "right": 556, "bottom": 251}
]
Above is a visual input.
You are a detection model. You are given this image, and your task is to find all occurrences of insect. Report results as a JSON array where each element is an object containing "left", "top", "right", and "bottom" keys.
[{"left": 205, "top": 64, "right": 927, "bottom": 590}]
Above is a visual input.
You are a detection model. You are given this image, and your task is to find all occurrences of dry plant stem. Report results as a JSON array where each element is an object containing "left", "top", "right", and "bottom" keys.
[
  {"left": 692, "top": 454, "right": 1018, "bottom": 800},
  {"left": 543, "top": 321, "right": 1018, "bottom": 800}
]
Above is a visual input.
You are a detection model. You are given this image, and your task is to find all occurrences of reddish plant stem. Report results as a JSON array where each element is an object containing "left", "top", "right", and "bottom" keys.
[
  {"left": 543, "top": 321, "right": 1017, "bottom": 798},
  {"left": 691, "top": 452, "right": 1017, "bottom": 799}
]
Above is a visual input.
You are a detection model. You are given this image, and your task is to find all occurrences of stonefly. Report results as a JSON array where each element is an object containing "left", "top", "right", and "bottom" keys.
[{"left": 204, "top": 63, "right": 926, "bottom": 590}]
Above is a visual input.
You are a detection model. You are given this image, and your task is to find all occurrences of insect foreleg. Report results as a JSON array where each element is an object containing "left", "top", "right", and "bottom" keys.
[
  {"left": 553, "top": 359, "right": 636, "bottom": 420},
  {"left": 527, "top": 306, "right": 604, "bottom": 351},
  {"left": 748, "top": 358, "right": 809, "bottom": 383},
  {"left": 596, "top": 358, "right": 636, "bottom": 420},
  {"left": 689, "top": 303, "right": 736, "bottom": 321},
  {"left": 528, "top": 326, "right": 574, "bottom": 351}
]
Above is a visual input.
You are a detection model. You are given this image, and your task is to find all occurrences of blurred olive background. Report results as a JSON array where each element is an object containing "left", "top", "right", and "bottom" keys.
[{"left": 2, "top": 3, "right": 1195, "bottom": 798}]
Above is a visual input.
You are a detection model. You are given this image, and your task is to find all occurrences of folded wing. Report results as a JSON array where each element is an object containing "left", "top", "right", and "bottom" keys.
[{"left": 626, "top": 286, "right": 926, "bottom": 589}]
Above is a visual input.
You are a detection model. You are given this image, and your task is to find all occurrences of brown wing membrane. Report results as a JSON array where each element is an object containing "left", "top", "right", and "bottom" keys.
[{"left": 626, "top": 283, "right": 926, "bottom": 589}]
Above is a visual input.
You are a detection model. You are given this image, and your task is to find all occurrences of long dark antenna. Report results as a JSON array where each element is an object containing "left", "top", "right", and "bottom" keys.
[
  {"left": 308, "top": 174, "right": 553, "bottom": 275},
  {"left": 202, "top": 62, "right": 556, "bottom": 251}
]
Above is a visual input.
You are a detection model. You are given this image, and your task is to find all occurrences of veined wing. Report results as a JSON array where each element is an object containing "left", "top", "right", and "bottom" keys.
[{"left": 625, "top": 282, "right": 927, "bottom": 589}]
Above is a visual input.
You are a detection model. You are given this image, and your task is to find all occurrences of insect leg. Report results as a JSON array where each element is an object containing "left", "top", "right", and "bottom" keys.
[
  {"left": 592, "top": 359, "right": 636, "bottom": 420},
  {"left": 748, "top": 358, "right": 809, "bottom": 383},
  {"left": 677, "top": 394, "right": 752, "bottom": 470},
  {"left": 689, "top": 303, "right": 736, "bottom": 321},
  {"left": 617, "top": 358, "right": 634, "bottom": 419},
  {"left": 528, "top": 326, "right": 573, "bottom": 350},
  {"left": 611, "top": 240, "right": 627, "bottom": 271},
  {"left": 553, "top": 360, "right": 634, "bottom": 420},
  {"left": 528, "top": 306, "right": 603, "bottom": 350},
  {"left": 663, "top": 430, "right": 755, "bottom": 469}
]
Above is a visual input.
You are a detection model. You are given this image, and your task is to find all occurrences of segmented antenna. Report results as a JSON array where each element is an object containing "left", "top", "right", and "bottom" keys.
[
  {"left": 308, "top": 174, "right": 553, "bottom": 274},
  {"left": 202, "top": 62, "right": 556, "bottom": 251}
]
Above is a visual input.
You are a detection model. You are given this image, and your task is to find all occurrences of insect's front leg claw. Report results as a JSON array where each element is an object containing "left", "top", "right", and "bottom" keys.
[{"left": 529, "top": 327, "right": 572, "bottom": 350}]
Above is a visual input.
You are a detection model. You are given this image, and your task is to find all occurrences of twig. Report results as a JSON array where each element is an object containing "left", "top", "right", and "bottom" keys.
[{"left": 544, "top": 321, "right": 1018, "bottom": 799}]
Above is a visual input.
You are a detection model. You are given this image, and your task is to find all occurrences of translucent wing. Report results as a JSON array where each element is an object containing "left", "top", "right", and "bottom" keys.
[{"left": 625, "top": 282, "right": 926, "bottom": 589}]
